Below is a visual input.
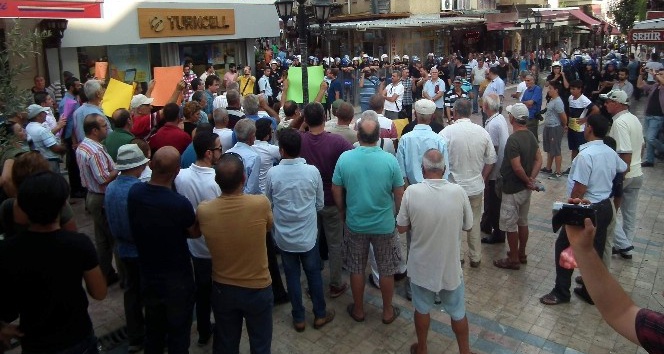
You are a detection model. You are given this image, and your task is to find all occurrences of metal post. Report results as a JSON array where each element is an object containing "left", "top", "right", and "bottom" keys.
[{"left": 297, "top": 0, "right": 309, "bottom": 103}]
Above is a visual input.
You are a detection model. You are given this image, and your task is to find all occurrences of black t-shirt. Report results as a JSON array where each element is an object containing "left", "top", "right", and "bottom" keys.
[
  {"left": 583, "top": 70, "right": 601, "bottom": 96},
  {"left": 0, "top": 230, "right": 98, "bottom": 352},
  {"left": 600, "top": 71, "right": 618, "bottom": 94},
  {"left": 646, "top": 87, "right": 664, "bottom": 116},
  {"left": 500, "top": 130, "right": 539, "bottom": 194},
  {"left": 401, "top": 121, "right": 444, "bottom": 136},
  {"left": 128, "top": 183, "right": 196, "bottom": 285}
]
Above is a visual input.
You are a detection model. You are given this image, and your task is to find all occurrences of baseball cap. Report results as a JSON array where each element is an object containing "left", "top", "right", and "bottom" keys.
[
  {"left": 116, "top": 144, "right": 150, "bottom": 171},
  {"left": 599, "top": 90, "right": 629, "bottom": 105},
  {"left": 27, "top": 104, "right": 49, "bottom": 120},
  {"left": 505, "top": 103, "right": 529, "bottom": 123},
  {"left": 130, "top": 94, "right": 154, "bottom": 109},
  {"left": 414, "top": 99, "right": 436, "bottom": 115}
]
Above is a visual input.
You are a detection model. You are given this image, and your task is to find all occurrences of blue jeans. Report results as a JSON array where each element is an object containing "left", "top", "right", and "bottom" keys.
[
  {"left": 613, "top": 176, "right": 643, "bottom": 250},
  {"left": 211, "top": 282, "right": 273, "bottom": 354},
  {"left": 280, "top": 243, "right": 327, "bottom": 323},
  {"left": 644, "top": 115, "right": 664, "bottom": 163},
  {"left": 472, "top": 85, "right": 480, "bottom": 113}
]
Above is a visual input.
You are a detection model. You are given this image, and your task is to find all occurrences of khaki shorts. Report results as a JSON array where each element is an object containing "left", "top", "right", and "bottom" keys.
[{"left": 499, "top": 189, "right": 532, "bottom": 233}]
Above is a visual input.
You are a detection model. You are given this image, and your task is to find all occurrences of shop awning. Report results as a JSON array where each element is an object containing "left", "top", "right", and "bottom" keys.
[
  {"left": 0, "top": 1, "right": 103, "bottom": 19},
  {"left": 486, "top": 22, "right": 516, "bottom": 31},
  {"left": 568, "top": 9, "right": 601, "bottom": 28}
]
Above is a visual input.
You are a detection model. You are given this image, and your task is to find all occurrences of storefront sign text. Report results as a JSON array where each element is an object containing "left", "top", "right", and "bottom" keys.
[
  {"left": 629, "top": 30, "right": 664, "bottom": 44},
  {"left": 138, "top": 8, "right": 235, "bottom": 38}
]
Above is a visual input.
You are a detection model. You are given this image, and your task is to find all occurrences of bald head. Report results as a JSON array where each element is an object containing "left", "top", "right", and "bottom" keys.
[
  {"left": 357, "top": 111, "right": 380, "bottom": 144},
  {"left": 150, "top": 146, "right": 181, "bottom": 181},
  {"left": 214, "top": 153, "right": 245, "bottom": 194}
]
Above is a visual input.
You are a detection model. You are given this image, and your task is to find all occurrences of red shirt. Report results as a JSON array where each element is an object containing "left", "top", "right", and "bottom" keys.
[{"left": 148, "top": 124, "right": 191, "bottom": 155}]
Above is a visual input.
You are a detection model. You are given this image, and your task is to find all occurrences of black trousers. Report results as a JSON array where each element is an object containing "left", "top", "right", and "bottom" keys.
[
  {"left": 64, "top": 137, "right": 85, "bottom": 195},
  {"left": 122, "top": 258, "right": 145, "bottom": 347},
  {"left": 142, "top": 276, "right": 194, "bottom": 354},
  {"left": 402, "top": 104, "right": 413, "bottom": 122},
  {"left": 266, "top": 232, "right": 288, "bottom": 299},
  {"left": 191, "top": 257, "right": 213, "bottom": 340},
  {"left": 552, "top": 199, "right": 613, "bottom": 301},
  {"left": 480, "top": 180, "right": 502, "bottom": 235},
  {"left": 629, "top": 79, "right": 641, "bottom": 100}
]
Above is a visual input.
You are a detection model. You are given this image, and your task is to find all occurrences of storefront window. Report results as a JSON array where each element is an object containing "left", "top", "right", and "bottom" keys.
[
  {"left": 179, "top": 41, "right": 245, "bottom": 78},
  {"left": 108, "top": 44, "right": 151, "bottom": 84}
]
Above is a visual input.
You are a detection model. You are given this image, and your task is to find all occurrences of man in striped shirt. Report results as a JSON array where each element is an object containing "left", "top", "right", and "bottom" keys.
[{"left": 76, "top": 113, "right": 120, "bottom": 285}]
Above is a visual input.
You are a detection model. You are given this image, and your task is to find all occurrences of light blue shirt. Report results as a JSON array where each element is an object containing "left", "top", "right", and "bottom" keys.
[
  {"left": 227, "top": 141, "right": 262, "bottom": 195},
  {"left": 265, "top": 158, "right": 324, "bottom": 253},
  {"left": 105, "top": 175, "right": 141, "bottom": 258},
  {"left": 567, "top": 140, "right": 627, "bottom": 203},
  {"left": 72, "top": 103, "right": 112, "bottom": 143},
  {"left": 396, "top": 124, "right": 450, "bottom": 183},
  {"left": 423, "top": 79, "right": 446, "bottom": 108},
  {"left": 332, "top": 146, "right": 404, "bottom": 234}
]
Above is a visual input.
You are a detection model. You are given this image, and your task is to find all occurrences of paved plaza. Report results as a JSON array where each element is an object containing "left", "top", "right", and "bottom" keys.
[{"left": 11, "top": 83, "right": 663, "bottom": 354}]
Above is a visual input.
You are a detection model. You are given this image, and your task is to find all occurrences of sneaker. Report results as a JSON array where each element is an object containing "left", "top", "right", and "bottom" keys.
[
  {"left": 548, "top": 173, "right": 562, "bottom": 180},
  {"left": 329, "top": 283, "right": 348, "bottom": 298},
  {"left": 562, "top": 167, "right": 571, "bottom": 175}
]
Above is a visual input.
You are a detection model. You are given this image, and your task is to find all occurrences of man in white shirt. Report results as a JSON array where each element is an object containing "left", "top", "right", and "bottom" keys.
[
  {"left": 422, "top": 68, "right": 446, "bottom": 126},
  {"left": 439, "top": 99, "right": 496, "bottom": 267},
  {"left": 174, "top": 131, "right": 222, "bottom": 347},
  {"left": 480, "top": 94, "right": 510, "bottom": 244},
  {"left": 396, "top": 149, "right": 473, "bottom": 354},
  {"left": 382, "top": 71, "right": 404, "bottom": 119},
  {"left": 212, "top": 108, "right": 234, "bottom": 153},
  {"left": 25, "top": 104, "right": 66, "bottom": 172},
  {"left": 471, "top": 58, "right": 488, "bottom": 114},
  {"left": 253, "top": 118, "right": 281, "bottom": 194},
  {"left": 511, "top": 71, "right": 528, "bottom": 101},
  {"left": 199, "top": 63, "right": 215, "bottom": 84},
  {"left": 258, "top": 67, "right": 274, "bottom": 106}
]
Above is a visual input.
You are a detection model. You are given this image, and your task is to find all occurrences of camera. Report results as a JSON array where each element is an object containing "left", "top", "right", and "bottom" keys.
[
  {"left": 535, "top": 108, "right": 547, "bottom": 121},
  {"left": 551, "top": 202, "right": 597, "bottom": 233}
]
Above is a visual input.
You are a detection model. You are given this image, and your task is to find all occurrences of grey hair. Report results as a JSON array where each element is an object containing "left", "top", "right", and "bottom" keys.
[
  {"left": 226, "top": 89, "right": 241, "bottom": 105},
  {"left": 234, "top": 118, "right": 256, "bottom": 142},
  {"left": 453, "top": 98, "right": 472, "bottom": 118},
  {"left": 524, "top": 74, "right": 535, "bottom": 82},
  {"left": 520, "top": 70, "right": 529, "bottom": 77},
  {"left": 213, "top": 108, "right": 228, "bottom": 124},
  {"left": 483, "top": 93, "right": 501, "bottom": 113},
  {"left": 357, "top": 110, "right": 380, "bottom": 144},
  {"left": 226, "top": 82, "right": 239, "bottom": 91},
  {"left": 242, "top": 94, "right": 260, "bottom": 115},
  {"left": 84, "top": 80, "right": 103, "bottom": 101},
  {"left": 422, "top": 149, "right": 445, "bottom": 172}
]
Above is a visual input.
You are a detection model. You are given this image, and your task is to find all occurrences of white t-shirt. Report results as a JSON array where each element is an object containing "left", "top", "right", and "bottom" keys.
[
  {"left": 213, "top": 127, "right": 234, "bottom": 153},
  {"left": 213, "top": 94, "right": 228, "bottom": 110},
  {"left": 384, "top": 82, "right": 404, "bottom": 113},
  {"left": 396, "top": 179, "right": 472, "bottom": 292},
  {"left": 252, "top": 140, "right": 281, "bottom": 194},
  {"left": 174, "top": 163, "right": 222, "bottom": 258},
  {"left": 353, "top": 138, "right": 395, "bottom": 155},
  {"left": 516, "top": 81, "right": 527, "bottom": 101},
  {"left": 439, "top": 119, "right": 497, "bottom": 196},
  {"left": 608, "top": 110, "right": 644, "bottom": 179}
]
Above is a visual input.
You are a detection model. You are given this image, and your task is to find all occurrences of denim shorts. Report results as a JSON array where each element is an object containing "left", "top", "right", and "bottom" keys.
[{"left": 410, "top": 281, "right": 466, "bottom": 321}]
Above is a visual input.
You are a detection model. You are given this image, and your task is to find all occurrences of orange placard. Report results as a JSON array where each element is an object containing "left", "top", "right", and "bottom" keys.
[
  {"left": 151, "top": 66, "right": 183, "bottom": 107},
  {"left": 95, "top": 62, "right": 108, "bottom": 80}
]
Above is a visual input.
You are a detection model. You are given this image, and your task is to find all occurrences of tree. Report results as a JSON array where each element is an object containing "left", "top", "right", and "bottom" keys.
[
  {"left": 611, "top": 0, "right": 639, "bottom": 35},
  {"left": 0, "top": 20, "right": 48, "bottom": 153}
]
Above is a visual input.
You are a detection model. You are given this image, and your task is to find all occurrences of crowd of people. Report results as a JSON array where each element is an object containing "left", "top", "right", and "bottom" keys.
[{"left": 0, "top": 45, "right": 663, "bottom": 354}]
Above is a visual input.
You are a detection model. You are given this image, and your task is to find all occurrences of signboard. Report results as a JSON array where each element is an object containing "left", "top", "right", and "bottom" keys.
[
  {"left": 137, "top": 8, "right": 235, "bottom": 38},
  {"left": 629, "top": 30, "right": 664, "bottom": 44},
  {"left": 0, "top": 1, "right": 103, "bottom": 19}
]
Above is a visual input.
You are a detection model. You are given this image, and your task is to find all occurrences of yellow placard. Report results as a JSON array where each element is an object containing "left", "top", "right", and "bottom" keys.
[{"left": 101, "top": 79, "right": 134, "bottom": 117}]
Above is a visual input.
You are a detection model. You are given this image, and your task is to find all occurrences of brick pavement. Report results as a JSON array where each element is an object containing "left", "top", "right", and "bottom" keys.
[{"left": 10, "top": 83, "right": 663, "bottom": 354}]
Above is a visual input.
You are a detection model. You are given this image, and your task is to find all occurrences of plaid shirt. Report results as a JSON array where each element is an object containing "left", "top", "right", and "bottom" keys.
[
  {"left": 636, "top": 308, "right": 664, "bottom": 352},
  {"left": 401, "top": 78, "right": 414, "bottom": 106}
]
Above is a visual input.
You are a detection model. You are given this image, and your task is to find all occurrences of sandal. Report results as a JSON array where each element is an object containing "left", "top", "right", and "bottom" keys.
[
  {"left": 346, "top": 303, "right": 365, "bottom": 322},
  {"left": 539, "top": 291, "right": 570, "bottom": 305},
  {"left": 493, "top": 258, "right": 521, "bottom": 270},
  {"left": 506, "top": 251, "right": 528, "bottom": 264},
  {"left": 382, "top": 305, "right": 400, "bottom": 324},
  {"left": 410, "top": 343, "right": 418, "bottom": 354}
]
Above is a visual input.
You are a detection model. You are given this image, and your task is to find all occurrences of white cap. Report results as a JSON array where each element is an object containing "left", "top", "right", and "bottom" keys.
[
  {"left": 130, "top": 94, "right": 154, "bottom": 109},
  {"left": 116, "top": 144, "right": 150, "bottom": 171},
  {"left": 414, "top": 99, "right": 436, "bottom": 115},
  {"left": 27, "top": 104, "right": 49, "bottom": 119},
  {"left": 402, "top": 55, "right": 409, "bottom": 60},
  {"left": 505, "top": 103, "right": 530, "bottom": 123},
  {"left": 600, "top": 90, "right": 629, "bottom": 105}
]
